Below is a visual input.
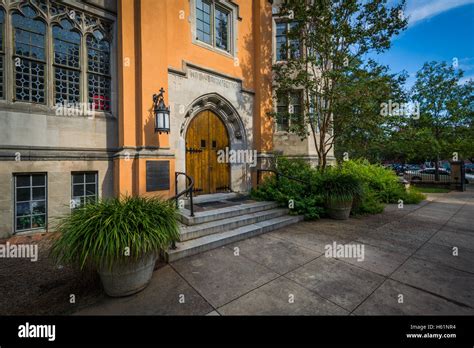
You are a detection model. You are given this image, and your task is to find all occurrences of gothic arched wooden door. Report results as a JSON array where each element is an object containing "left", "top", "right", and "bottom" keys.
[{"left": 185, "top": 110, "right": 230, "bottom": 195}]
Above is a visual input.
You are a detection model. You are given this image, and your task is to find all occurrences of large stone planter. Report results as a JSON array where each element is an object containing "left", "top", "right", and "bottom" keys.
[
  {"left": 98, "top": 253, "right": 157, "bottom": 297},
  {"left": 326, "top": 199, "right": 353, "bottom": 220}
]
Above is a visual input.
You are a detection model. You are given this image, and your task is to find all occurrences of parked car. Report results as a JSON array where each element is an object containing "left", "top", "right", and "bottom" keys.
[
  {"left": 404, "top": 168, "right": 470, "bottom": 184},
  {"left": 386, "top": 163, "right": 407, "bottom": 176},
  {"left": 404, "top": 168, "right": 451, "bottom": 182},
  {"left": 405, "top": 164, "right": 421, "bottom": 171},
  {"left": 465, "top": 163, "right": 474, "bottom": 174},
  {"left": 390, "top": 163, "right": 421, "bottom": 176}
]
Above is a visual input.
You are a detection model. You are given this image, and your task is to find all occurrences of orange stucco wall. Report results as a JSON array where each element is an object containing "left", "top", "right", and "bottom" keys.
[{"left": 116, "top": 0, "right": 273, "bottom": 197}]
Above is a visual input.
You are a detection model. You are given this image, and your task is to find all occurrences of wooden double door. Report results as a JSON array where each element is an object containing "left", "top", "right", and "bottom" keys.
[{"left": 186, "top": 110, "right": 230, "bottom": 195}]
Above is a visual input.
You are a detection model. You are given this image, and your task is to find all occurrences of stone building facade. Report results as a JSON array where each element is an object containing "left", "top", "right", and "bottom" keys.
[{"left": 0, "top": 0, "right": 333, "bottom": 238}]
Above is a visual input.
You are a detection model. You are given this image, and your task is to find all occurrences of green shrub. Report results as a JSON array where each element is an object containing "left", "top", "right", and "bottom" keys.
[
  {"left": 340, "top": 159, "right": 401, "bottom": 203},
  {"left": 253, "top": 157, "right": 426, "bottom": 219},
  {"left": 403, "top": 187, "right": 426, "bottom": 204},
  {"left": 319, "top": 167, "right": 364, "bottom": 203},
  {"left": 50, "top": 195, "right": 180, "bottom": 270},
  {"left": 251, "top": 157, "right": 325, "bottom": 219},
  {"left": 340, "top": 159, "right": 426, "bottom": 204},
  {"left": 353, "top": 189, "right": 385, "bottom": 215}
]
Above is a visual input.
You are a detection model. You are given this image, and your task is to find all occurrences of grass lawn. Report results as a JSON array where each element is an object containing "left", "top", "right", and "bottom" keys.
[{"left": 414, "top": 187, "right": 451, "bottom": 193}]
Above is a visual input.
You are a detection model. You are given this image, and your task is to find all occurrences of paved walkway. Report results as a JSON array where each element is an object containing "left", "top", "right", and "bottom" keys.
[{"left": 76, "top": 188, "right": 474, "bottom": 315}]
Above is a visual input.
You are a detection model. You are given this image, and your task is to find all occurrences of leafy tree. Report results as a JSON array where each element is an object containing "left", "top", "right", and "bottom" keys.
[
  {"left": 333, "top": 59, "right": 408, "bottom": 162},
  {"left": 271, "top": 0, "right": 407, "bottom": 168},
  {"left": 410, "top": 61, "right": 474, "bottom": 178},
  {"left": 386, "top": 127, "right": 439, "bottom": 163}
]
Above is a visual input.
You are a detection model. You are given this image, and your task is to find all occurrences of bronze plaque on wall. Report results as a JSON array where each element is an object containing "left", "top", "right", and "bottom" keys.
[{"left": 146, "top": 161, "right": 170, "bottom": 191}]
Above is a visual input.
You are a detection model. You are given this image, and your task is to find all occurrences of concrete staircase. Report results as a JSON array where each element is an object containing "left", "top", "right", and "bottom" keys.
[{"left": 165, "top": 194, "right": 303, "bottom": 262}]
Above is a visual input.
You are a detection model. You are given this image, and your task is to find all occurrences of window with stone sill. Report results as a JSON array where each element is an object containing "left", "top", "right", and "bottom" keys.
[
  {"left": 276, "top": 91, "right": 303, "bottom": 132},
  {"left": 14, "top": 173, "right": 47, "bottom": 233},
  {"left": 196, "top": 0, "right": 232, "bottom": 53},
  {"left": 275, "top": 21, "right": 301, "bottom": 62},
  {"left": 71, "top": 172, "right": 98, "bottom": 208},
  {"left": 0, "top": 0, "right": 114, "bottom": 114}
]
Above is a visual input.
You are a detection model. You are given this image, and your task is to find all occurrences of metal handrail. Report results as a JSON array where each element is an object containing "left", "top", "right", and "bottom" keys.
[
  {"left": 168, "top": 172, "right": 195, "bottom": 251},
  {"left": 256, "top": 169, "right": 311, "bottom": 187},
  {"left": 169, "top": 172, "right": 195, "bottom": 217}
]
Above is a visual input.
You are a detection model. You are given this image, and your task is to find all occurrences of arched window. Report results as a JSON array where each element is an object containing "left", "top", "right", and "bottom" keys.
[
  {"left": 12, "top": 5, "right": 46, "bottom": 104},
  {"left": 87, "top": 30, "right": 111, "bottom": 112},
  {"left": 2, "top": 1, "right": 114, "bottom": 112},
  {"left": 53, "top": 19, "right": 81, "bottom": 105},
  {"left": 0, "top": 8, "right": 5, "bottom": 99}
]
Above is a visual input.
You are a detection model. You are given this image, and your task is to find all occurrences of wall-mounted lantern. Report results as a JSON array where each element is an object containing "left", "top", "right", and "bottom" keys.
[{"left": 153, "top": 88, "right": 170, "bottom": 134}]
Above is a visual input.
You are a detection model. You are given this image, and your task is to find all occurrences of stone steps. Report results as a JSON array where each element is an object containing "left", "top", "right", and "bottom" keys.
[
  {"left": 182, "top": 192, "right": 242, "bottom": 205},
  {"left": 165, "top": 194, "right": 303, "bottom": 262},
  {"left": 166, "top": 215, "right": 304, "bottom": 262},
  {"left": 179, "top": 208, "right": 289, "bottom": 241},
  {"left": 178, "top": 201, "right": 279, "bottom": 225}
]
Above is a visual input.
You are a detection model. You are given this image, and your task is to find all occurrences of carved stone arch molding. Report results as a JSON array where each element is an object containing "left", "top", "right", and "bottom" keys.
[{"left": 180, "top": 93, "right": 248, "bottom": 147}]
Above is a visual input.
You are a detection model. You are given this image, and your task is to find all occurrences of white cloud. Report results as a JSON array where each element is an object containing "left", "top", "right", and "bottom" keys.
[{"left": 405, "top": 0, "right": 474, "bottom": 26}]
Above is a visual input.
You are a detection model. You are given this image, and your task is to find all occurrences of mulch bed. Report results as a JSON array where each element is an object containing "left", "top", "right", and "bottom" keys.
[
  {"left": 0, "top": 233, "right": 103, "bottom": 315},
  {"left": 1, "top": 233, "right": 170, "bottom": 315}
]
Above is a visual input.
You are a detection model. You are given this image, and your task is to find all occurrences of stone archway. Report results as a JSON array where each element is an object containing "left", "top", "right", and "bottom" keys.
[
  {"left": 180, "top": 93, "right": 248, "bottom": 144},
  {"left": 179, "top": 93, "right": 250, "bottom": 193}
]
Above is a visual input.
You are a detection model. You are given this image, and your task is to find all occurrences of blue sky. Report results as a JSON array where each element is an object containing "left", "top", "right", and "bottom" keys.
[{"left": 369, "top": 0, "right": 474, "bottom": 89}]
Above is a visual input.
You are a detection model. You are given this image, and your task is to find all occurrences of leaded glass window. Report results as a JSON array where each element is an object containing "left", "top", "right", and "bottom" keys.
[
  {"left": 53, "top": 19, "right": 81, "bottom": 105},
  {"left": 12, "top": 5, "right": 46, "bottom": 104},
  {"left": 87, "top": 30, "right": 111, "bottom": 112},
  {"left": 0, "top": 9, "right": 4, "bottom": 100},
  {"left": 0, "top": 1, "right": 114, "bottom": 113}
]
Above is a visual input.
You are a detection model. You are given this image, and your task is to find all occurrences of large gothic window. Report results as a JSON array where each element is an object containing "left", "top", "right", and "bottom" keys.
[
  {"left": 53, "top": 19, "right": 81, "bottom": 105},
  {"left": 0, "top": 1, "right": 114, "bottom": 114},
  {"left": 12, "top": 5, "right": 46, "bottom": 104},
  {"left": 87, "top": 30, "right": 111, "bottom": 112}
]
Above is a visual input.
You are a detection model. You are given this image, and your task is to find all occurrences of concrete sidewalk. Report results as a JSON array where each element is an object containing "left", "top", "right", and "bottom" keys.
[{"left": 76, "top": 188, "right": 474, "bottom": 315}]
